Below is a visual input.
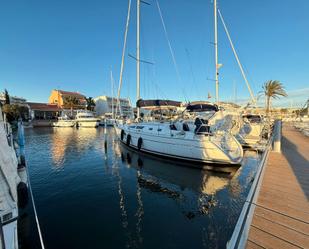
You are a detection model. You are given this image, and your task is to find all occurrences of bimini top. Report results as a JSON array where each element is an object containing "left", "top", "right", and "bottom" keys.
[
  {"left": 242, "top": 114, "right": 262, "bottom": 123},
  {"left": 185, "top": 101, "right": 219, "bottom": 112},
  {"left": 136, "top": 99, "right": 181, "bottom": 109}
]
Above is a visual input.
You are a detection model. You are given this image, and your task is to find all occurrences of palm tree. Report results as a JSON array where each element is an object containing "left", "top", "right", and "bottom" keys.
[
  {"left": 63, "top": 96, "right": 79, "bottom": 116},
  {"left": 261, "top": 80, "right": 287, "bottom": 117},
  {"left": 85, "top": 97, "right": 96, "bottom": 111}
]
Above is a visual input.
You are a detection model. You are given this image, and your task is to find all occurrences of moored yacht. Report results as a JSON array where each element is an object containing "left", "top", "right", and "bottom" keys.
[
  {"left": 236, "top": 114, "right": 266, "bottom": 147},
  {"left": 75, "top": 111, "right": 99, "bottom": 128},
  {"left": 115, "top": 120, "right": 243, "bottom": 165},
  {"left": 53, "top": 115, "right": 76, "bottom": 127},
  {"left": 99, "top": 113, "right": 116, "bottom": 126},
  {"left": 114, "top": 0, "right": 244, "bottom": 165}
]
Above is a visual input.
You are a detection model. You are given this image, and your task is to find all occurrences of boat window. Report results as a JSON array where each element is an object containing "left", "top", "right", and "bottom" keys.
[
  {"left": 157, "top": 128, "right": 162, "bottom": 132},
  {"left": 149, "top": 128, "right": 153, "bottom": 130},
  {"left": 136, "top": 126, "right": 144, "bottom": 129},
  {"left": 170, "top": 124, "right": 177, "bottom": 130},
  {"left": 201, "top": 119, "right": 208, "bottom": 124},
  {"left": 183, "top": 123, "right": 190, "bottom": 131},
  {"left": 130, "top": 126, "right": 136, "bottom": 129},
  {"left": 244, "top": 115, "right": 262, "bottom": 123},
  {"left": 195, "top": 125, "right": 210, "bottom": 134}
]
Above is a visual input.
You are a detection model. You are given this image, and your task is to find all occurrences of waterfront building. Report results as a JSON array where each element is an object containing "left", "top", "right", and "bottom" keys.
[
  {"left": 94, "top": 95, "right": 133, "bottom": 118},
  {"left": 27, "top": 102, "right": 61, "bottom": 120},
  {"left": 48, "top": 89, "right": 87, "bottom": 109}
]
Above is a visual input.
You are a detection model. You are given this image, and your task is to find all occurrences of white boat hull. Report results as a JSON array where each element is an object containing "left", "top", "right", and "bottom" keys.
[
  {"left": 77, "top": 120, "right": 99, "bottom": 128},
  {"left": 237, "top": 123, "right": 263, "bottom": 146},
  {"left": 115, "top": 123, "right": 243, "bottom": 165},
  {"left": 53, "top": 121, "right": 76, "bottom": 127}
]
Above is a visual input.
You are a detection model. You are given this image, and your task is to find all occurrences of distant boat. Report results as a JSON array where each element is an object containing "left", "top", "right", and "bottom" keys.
[
  {"left": 236, "top": 114, "right": 266, "bottom": 147},
  {"left": 75, "top": 111, "right": 99, "bottom": 128},
  {"left": 99, "top": 113, "right": 116, "bottom": 126},
  {"left": 53, "top": 116, "right": 75, "bottom": 127}
]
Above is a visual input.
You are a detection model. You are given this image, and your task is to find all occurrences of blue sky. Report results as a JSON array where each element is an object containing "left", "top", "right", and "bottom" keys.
[{"left": 0, "top": 0, "right": 308, "bottom": 107}]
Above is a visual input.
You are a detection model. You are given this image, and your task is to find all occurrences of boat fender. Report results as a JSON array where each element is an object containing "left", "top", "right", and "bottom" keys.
[
  {"left": 137, "top": 137, "right": 143, "bottom": 150},
  {"left": 138, "top": 158, "right": 143, "bottom": 167},
  {"left": 126, "top": 134, "right": 131, "bottom": 146},
  {"left": 126, "top": 153, "right": 132, "bottom": 164},
  {"left": 104, "top": 140, "right": 107, "bottom": 152},
  {"left": 17, "top": 182, "right": 29, "bottom": 209},
  {"left": 121, "top": 130, "right": 125, "bottom": 140}
]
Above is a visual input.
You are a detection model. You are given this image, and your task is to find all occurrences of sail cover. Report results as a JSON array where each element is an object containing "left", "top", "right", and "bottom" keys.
[
  {"left": 186, "top": 102, "right": 219, "bottom": 112},
  {"left": 136, "top": 99, "right": 181, "bottom": 108}
]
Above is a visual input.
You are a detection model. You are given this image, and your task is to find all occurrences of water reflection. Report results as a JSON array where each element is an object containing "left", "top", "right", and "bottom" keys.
[
  {"left": 118, "top": 143, "right": 240, "bottom": 197},
  {"left": 50, "top": 127, "right": 100, "bottom": 168},
  {"left": 24, "top": 127, "right": 260, "bottom": 249},
  {"left": 51, "top": 128, "right": 74, "bottom": 167},
  {"left": 113, "top": 142, "right": 252, "bottom": 249}
]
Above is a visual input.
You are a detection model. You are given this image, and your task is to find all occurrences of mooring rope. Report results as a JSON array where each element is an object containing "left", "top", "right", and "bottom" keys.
[{"left": 25, "top": 165, "right": 46, "bottom": 249}]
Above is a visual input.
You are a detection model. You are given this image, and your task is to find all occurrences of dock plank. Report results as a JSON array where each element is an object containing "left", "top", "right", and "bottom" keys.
[
  {"left": 248, "top": 226, "right": 300, "bottom": 249},
  {"left": 254, "top": 206, "right": 309, "bottom": 235},
  {"left": 245, "top": 125, "right": 309, "bottom": 249},
  {"left": 251, "top": 214, "right": 309, "bottom": 248}
]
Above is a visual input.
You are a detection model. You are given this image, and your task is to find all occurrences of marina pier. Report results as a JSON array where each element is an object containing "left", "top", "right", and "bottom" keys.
[
  {"left": 1, "top": 0, "right": 309, "bottom": 247},
  {"left": 228, "top": 123, "right": 309, "bottom": 249}
]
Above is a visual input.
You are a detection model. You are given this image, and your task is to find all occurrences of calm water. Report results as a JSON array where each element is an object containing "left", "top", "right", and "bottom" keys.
[{"left": 20, "top": 127, "right": 260, "bottom": 249}]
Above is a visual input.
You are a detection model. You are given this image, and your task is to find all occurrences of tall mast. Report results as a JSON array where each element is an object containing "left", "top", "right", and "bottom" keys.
[
  {"left": 214, "top": 0, "right": 219, "bottom": 105},
  {"left": 136, "top": 0, "right": 141, "bottom": 119},
  {"left": 111, "top": 70, "right": 114, "bottom": 119}
]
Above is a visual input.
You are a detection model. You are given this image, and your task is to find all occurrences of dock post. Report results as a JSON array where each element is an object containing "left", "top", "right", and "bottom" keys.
[{"left": 272, "top": 119, "right": 282, "bottom": 153}]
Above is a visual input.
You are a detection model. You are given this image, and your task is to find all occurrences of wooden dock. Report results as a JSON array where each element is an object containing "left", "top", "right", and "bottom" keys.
[{"left": 228, "top": 124, "right": 309, "bottom": 249}]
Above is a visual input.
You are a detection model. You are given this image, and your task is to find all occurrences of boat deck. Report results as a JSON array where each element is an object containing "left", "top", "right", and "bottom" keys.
[{"left": 245, "top": 125, "right": 309, "bottom": 249}]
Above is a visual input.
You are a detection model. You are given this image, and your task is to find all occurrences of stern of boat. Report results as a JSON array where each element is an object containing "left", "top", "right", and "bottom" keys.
[{"left": 211, "top": 132, "right": 243, "bottom": 164}]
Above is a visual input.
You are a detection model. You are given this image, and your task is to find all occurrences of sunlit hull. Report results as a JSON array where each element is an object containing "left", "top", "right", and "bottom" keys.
[
  {"left": 53, "top": 121, "right": 76, "bottom": 127},
  {"left": 115, "top": 122, "right": 243, "bottom": 165},
  {"left": 236, "top": 123, "right": 264, "bottom": 146},
  {"left": 77, "top": 119, "right": 99, "bottom": 128}
]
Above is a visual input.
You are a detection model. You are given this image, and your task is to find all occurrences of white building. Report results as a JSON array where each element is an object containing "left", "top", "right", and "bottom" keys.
[{"left": 94, "top": 95, "right": 134, "bottom": 118}]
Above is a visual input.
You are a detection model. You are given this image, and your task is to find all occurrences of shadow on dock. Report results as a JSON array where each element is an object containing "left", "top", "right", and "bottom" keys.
[{"left": 281, "top": 133, "right": 309, "bottom": 200}]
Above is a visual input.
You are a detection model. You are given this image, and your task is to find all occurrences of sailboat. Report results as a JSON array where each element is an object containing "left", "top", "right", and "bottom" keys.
[{"left": 114, "top": 0, "right": 243, "bottom": 165}]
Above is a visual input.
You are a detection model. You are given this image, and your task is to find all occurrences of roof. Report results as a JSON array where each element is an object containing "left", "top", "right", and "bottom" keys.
[
  {"left": 56, "top": 90, "right": 86, "bottom": 98},
  {"left": 27, "top": 102, "right": 62, "bottom": 111}
]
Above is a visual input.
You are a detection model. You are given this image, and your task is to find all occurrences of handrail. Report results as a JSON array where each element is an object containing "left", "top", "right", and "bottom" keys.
[{"left": 226, "top": 126, "right": 275, "bottom": 249}]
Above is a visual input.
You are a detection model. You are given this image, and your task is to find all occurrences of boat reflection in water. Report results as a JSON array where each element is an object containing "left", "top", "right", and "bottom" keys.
[
  {"left": 109, "top": 131, "right": 258, "bottom": 248},
  {"left": 118, "top": 142, "right": 241, "bottom": 197},
  {"left": 51, "top": 127, "right": 100, "bottom": 168}
]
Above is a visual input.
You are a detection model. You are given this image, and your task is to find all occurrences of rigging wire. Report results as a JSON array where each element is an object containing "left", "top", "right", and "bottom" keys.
[
  {"left": 117, "top": 0, "right": 132, "bottom": 116},
  {"left": 217, "top": 8, "right": 256, "bottom": 105},
  {"left": 156, "top": 0, "right": 188, "bottom": 101},
  {"left": 185, "top": 48, "right": 200, "bottom": 100}
]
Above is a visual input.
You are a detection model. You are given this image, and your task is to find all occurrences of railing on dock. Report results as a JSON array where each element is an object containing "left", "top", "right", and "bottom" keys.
[{"left": 227, "top": 119, "right": 281, "bottom": 249}]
